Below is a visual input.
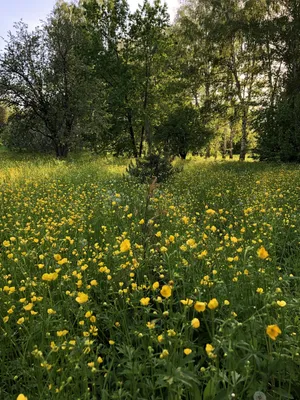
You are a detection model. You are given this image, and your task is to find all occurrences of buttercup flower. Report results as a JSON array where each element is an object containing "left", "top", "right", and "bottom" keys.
[
  {"left": 257, "top": 246, "right": 269, "bottom": 259},
  {"left": 266, "top": 324, "right": 281, "bottom": 340},
  {"left": 76, "top": 292, "right": 89, "bottom": 304},
  {"left": 207, "top": 298, "right": 219, "bottom": 310},
  {"left": 160, "top": 285, "right": 172, "bottom": 298},
  {"left": 120, "top": 239, "right": 131, "bottom": 252},
  {"left": 194, "top": 301, "right": 206, "bottom": 312},
  {"left": 17, "top": 395, "right": 28, "bottom": 400},
  {"left": 191, "top": 318, "right": 200, "bottom": 328},
  {"left": 276, "top": 300, "right": 286, "bottom": 307},
  {"left": 140, "top": 297, "right": 150, "bottom": 306}
]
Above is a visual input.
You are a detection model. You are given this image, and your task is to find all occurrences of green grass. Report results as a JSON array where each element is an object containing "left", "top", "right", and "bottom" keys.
[{"left": 0, "top": 154, "right": 299, "bottom": 400}]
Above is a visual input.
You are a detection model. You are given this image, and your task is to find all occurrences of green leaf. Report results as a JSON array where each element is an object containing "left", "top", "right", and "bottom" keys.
[
  {"left": 215, "top": 389, "right": 231, "bottom": 400},
  {"left": 272, "top": 388, "right": 294, "bottom": 399},
  {"left": 203, "top": 379, "right": 217, "bottom": 400}
]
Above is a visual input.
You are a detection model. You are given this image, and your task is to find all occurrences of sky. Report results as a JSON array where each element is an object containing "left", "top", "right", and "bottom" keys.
[{"left": 0, "top": 0, "right": 180, "bottom": 49}]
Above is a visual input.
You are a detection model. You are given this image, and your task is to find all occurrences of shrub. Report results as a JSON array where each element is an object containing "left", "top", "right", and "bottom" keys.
[{"left": 126, "top": 154, "right": 175, "bottom": 183}]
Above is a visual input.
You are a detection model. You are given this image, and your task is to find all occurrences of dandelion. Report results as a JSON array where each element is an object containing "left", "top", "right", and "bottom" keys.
[
  {"left": 17, "top": 317, "right": 25, "bottom": 325},
  {"left": 97, "top": 356, "right": 104, "bottom": 364},
  {"left": 160, "top": 285, "right": 172, "bottom": 298},
  {"left": 266, "top": 324, "right": 282, "bottom": 340},
  {"left": 256, "top": 288, "right": 264, "bottom": 294},
  {"left": 184, "top": 348, "right": 192, "bottom": 355},
  {"left": 191, "top": 318, "right": 200, "bottom": 328}
]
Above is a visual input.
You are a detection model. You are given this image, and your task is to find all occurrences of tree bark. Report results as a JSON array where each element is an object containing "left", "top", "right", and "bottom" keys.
[
  {"left": 239, "top": 105, "right": 248, "bottom": 161},
  {"left": 229, "top": 119, "right": 235, "bottom": 159},
  {"left": 55, "top": 143, "right": 69, "bottom": 158},
  {"left": 127, "top": 110, "right": 138, "bottom": 158},
  {"left": 139, "top": 125, "right": 145, "bottom": 158}
]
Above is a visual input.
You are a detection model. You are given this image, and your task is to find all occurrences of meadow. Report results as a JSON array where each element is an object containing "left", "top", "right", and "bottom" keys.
[{"left": 0, "top": 154, "right": 299, "bottom": 400}]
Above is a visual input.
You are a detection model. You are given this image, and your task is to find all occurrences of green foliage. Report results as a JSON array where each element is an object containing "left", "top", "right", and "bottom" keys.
[
  {"left": 255, "top": 98, "right": 300, "bottom": 162},
  {"left": 155, "top": 106, "right": 212, "bottom": 159},
  {"left": 0, "top": 3, "right": 108, "bottom": 158},
  {"left": 1, "top": 112, "right": 52, "bottom": 152},
  {"left": 126, "top": 153, "right": 175, "bottom": 183},
  {"left": 0, "top": 105, "right": 8, "bottom": 127}
]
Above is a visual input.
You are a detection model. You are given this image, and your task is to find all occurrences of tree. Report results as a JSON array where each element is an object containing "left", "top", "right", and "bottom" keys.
[
  {"left": 155, "top": 105, "right": 211, "bottom": 159},
  {"left": 0, "top": 2, "right": 108, "bottom": 157},
  {"left": 256, "top": 0, "right": 300, "bottom": 162},
  {"left": 0, "top": 105, "right": 8, "bottom": 127}
]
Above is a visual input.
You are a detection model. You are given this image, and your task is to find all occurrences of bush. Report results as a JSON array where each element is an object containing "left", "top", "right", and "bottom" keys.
[{"left": 126, "top": 154, "right": 175, "bottom": 183}]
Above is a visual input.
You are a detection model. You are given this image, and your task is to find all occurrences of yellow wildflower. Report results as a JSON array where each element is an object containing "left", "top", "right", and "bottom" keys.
[
  {"left": 194, "top": 301, "right": 206, "bottom": 312},
  {"left": 57, "top": 330, "right": 69, "bottom": 337},
  {"left": 277, "top": 300, "right": 287, "bottom": 307},
  {"left": 42, "top": 272, "right": 58, "bottom": 282},
  {"left": 76, "top": 292, "right": 89, "bottom": 304},
  {"left": 266, "top": 324, "right": 281, "bottom": 340},
  {"left": 140, "top": 297, "right": 150, "bottom": 306},
  {"left": 17, "top": 395, "right": 28, "bottom": 400},
  {"left": 257, "top": 246, "right": 269, "bottom": 259},
  {"left": 191, "top": 318, "right": 200, "bottom": 329},
  {"left": 23, "top": 303, "right": 34, "bottom": 311},
  {"left": 160, "top": 285, "right": 172, "bottom": 298},
  {"left": 207, "top": 298, "right": 219, "bottom": 310},
  {"left": 205, "top": 343, "right": 215, "bottom": 358},
  {"left": 120, "top": 239, "right": 131, "bottom": 252},
  {"left": 159, "top": 349, "right": 169, "bottom": 359},
  {"left": 181, "top": 299, "right": 193, "bottom": 306}
]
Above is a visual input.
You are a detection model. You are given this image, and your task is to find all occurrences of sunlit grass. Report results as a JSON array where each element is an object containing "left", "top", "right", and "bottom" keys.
[{"left": 0, "top": 153, "right": 299, "bottom": 400}]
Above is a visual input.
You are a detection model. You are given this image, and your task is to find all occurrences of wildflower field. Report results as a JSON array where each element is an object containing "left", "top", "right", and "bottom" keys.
[{"left": 0, "top": 155, "right": 300, "bottom": 400}]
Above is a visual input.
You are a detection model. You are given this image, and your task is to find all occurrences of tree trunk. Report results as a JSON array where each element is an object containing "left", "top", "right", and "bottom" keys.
[
  {"left": 205, "top": 144, "right": 211, "bottom": 159},
  {"left": 179, "top": 152, "right": 187, "bottom": 159},
  {"left": 221, "top": 131, "right": 227, "bottom": 159},
  {"left": 229, "top": 119, "right": 235, "bottom": 159},
  {"left": 55, "top": 143, "right": 69, "bottom": 158},
  {"left": 139, "top": 125, "right": 145, "bottom": 157},
  {"left": 239, "top": 106, "right": 248, "bottom": 161},
  {"left": 127, "top": 111, "right": 138, "bottom": 158}
]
